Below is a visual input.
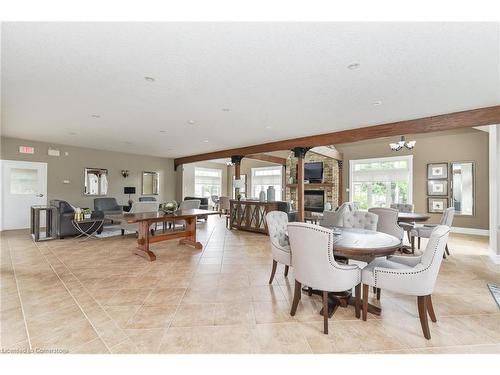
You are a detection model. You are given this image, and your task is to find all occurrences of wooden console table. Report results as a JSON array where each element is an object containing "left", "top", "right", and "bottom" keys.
[{"left": 229, "top": 199, "right": 281, "bottom": 234}]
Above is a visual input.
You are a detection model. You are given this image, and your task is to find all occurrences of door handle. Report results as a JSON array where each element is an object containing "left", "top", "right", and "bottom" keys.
[{"left": 36, "top": 194, "right": 44, "bottom": 197}]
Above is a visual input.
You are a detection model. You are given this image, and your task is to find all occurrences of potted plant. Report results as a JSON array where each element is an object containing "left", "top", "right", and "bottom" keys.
[
  {"left": 82, "top": 208, "right": 92, "bottom": 220},
  {"left": 161, "top": 200, "right": 178, "bottom": 213}
]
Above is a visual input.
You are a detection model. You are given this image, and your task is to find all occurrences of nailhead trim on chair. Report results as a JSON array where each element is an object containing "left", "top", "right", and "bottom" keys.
[{"left": 373, "top": 232, "right": 447, "bottom": 287}]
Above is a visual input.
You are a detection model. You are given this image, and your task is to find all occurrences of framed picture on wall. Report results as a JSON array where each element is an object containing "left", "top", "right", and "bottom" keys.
[
  {"left": 427, "top": 180, "right": 448, "bottom": 196},
  {"left": 428, "top": 197, "right": 448, "bottom": 213},
  {"left": 427, "top": 163, "right": 448, "bottom": 179}
]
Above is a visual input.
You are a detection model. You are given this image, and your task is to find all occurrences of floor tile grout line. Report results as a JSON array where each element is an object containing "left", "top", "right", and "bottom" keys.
[
  {"left": 31, "top": 239, "right": 134, "bottom": 353},
  {"left": 6, "top": 238, "right": 33, "bottom": 350},
  {"left": 153, "top": 220, "right": 219, "bottom": 353}
]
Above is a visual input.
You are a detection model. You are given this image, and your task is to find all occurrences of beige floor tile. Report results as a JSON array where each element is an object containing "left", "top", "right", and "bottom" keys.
[
  {"left": 143, "top": 287, "right": 186, "bottom": 306},
  {"left": 104, "top": 288, "right": 153, "bottom": 306},
  {"left": 171, "top": 303, "right": 216, "bottom": 327},
  {"left": 214, "top": 302, "right": 256, "bottom": 326},
  {"left": 125, "top": 305, "right": 178, "bottom": 329}
]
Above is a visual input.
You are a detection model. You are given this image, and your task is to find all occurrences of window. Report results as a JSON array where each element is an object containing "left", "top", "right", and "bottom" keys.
[
  {"left": 10, "top": 168, "right": 38, "bottom": 194},
  {"left": 195, "top": 167, "right": 222, "bottom": 198},
  {"left": 349, "top": 155, "right": 413, "bottom": 209},
  {"left": 251, "top": 166, "right": 282, "bottom": 200}
]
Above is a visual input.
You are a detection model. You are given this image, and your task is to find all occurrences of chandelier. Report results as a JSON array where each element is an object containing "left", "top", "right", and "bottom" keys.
[{"left": 389, "top": 136, "right": 416, "bottom": 151}]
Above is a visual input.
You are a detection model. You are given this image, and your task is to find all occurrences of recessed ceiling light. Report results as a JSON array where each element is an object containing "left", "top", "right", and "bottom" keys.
[
  {"left": 347, "top": 62, "right": 360, "bottom": 70},
  {"left": 91, "top": 114, "right": 101, "bottom": 118},
  {"left": 203, "top": 140, "right": 209, "bottom": 143},
  {"left": 222, "top": 108, "right": 230, "bottom": 112},
  {"left": 265, "top": 125, "right": 273, "bottom": 129},
  {"left": 373, "top": 100, "right": 382, "bottom": 106},
  {"left": 188, "top": 120, "right": 196, "bottom": 125},
  {"left": 144, "top": 76, "right": 155, "bottom": 82}
]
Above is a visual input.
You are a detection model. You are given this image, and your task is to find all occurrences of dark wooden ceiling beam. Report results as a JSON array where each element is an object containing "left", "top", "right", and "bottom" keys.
[
  {"left": 174, "top": 105, "right": 500, "bottom": 168},
  {"left": 245, "top": 153, "right": 287, "bottom": 165}
]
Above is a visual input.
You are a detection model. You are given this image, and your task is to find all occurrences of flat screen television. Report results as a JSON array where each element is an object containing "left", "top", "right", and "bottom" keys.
[{"left": 304, "top": 162, "right": 323, "bottom": 182}]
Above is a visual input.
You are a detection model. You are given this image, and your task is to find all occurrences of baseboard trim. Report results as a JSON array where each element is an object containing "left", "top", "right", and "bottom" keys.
[
  {"left": 488, "top": 249, "right": 500, "bottom": 264},
  {"left": 450, "top": 226, "right": 489, "bottom": 236}
]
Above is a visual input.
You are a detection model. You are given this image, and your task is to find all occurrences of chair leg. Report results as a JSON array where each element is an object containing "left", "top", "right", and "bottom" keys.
[
  {"left": 411, "top": 236, "right": 415, "bottom": 254},
  {"left": 323, "top": 291, "right": 329, "bottom": 334},
  {"left": 284, "top": 265, "right": 289, "bottom": 277},
  {"left": 308, "top": 287, "right": 313, "bottom": 296},
  {"left": 269, "top": 260, "right": 277, "bottom": 284},
  {"left": 372, "top": 286, "right": 377, "bottom": 294},
  {"left": 417, "top": 295, "right": 431, "bottom": 340},
  {"left": 417, "top": 237, "right": 421, "bottom": 249},
  {"left": 121, "top": 229, "right": 125, "bottom": 236},
  {"left": 445, "top": 244, "right": 450, "bottom": 256},
  {"left": 406, "top": 230, "right": 411, "bottom": 243},
  {"left": 362, "top": 284, "right": 369, "bottom": 321},
  {"left": 376, "top": 288, "right": 381, "bottom": 301},
  {"left": 355, "top": 283, "right": 361, "bottom": 319},
  {"left": 290, "top": 280, "right": 301, "bottom": 316},
  {"left": 427, "top": 295, "right": 437, "bottom": 322}
]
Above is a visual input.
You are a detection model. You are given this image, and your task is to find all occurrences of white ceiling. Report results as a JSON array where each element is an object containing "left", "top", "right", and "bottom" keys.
[{"left": 1, "top": 22, "right": 499, "bottom": 158}]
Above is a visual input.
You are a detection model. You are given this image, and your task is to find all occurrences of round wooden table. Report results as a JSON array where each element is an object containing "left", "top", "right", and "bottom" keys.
[
  {"left": 397, "top": 212, "right": 431, "bottom": 223},
  {"left": 306, "top": 227, "right": 401, "bottom": 318}
]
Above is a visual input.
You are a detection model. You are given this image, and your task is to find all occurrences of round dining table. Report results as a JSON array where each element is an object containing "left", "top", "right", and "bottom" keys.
[
  {"left": 305, "top": 226, "right": 401, "bottom": 318},
  {"left": 397, "top": 212, "right": 431, "bottom": 223}
]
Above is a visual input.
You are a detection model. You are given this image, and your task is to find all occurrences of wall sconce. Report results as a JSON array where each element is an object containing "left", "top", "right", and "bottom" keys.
[{"left": 121, "top": 170, "right": 130, "bottom": 178}]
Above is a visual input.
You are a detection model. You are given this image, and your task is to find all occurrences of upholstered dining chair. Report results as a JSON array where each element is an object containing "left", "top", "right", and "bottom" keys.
[
  {"left": 265, "top": 211, "right": 291, "bottom": 284},
  {"left": 361, "top": 225, "right": 450, "bottom": 339},
  {"left": 120, "top": 201, "right": 159, "bottom": 235},
  {"left": 367, "top": 207, "right": 404, "bottom": 300},
  {"left": 218, "top": 196, "right": 230, "bottom": 216},
  {"left": 410, "top": 207, "right": 454, "bottom": 256},
  {"left": 178, "top": 199, "right": 201, "bottom": 210},
  {"left": 342, "top": 210, "right": 378, "bottom": 231},
  {"left": 390, "top": 203, "right": 415, "bottom": 242},
  {"left": 287, "top": 222, "right": 362, "bottom": 334},
  {"left": 321, "top": 201, "right": 359, "bottom": 227},
  {"left": 211, "top": 195, "right": 220, "bottom": 210}
]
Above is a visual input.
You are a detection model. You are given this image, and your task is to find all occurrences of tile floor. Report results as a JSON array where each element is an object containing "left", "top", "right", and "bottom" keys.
[{"left": 1, "top": 216, "right": 499, "bottom": 354}]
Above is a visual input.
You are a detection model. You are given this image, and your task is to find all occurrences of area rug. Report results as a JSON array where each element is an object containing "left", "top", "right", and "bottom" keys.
[{"left": 487, "top": 284, "right": 500, "bottom": 308}]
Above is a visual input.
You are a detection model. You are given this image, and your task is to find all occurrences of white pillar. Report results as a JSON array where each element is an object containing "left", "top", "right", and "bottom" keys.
[{"left": 488, "top": 124, "right": 500, "bottom": 263}]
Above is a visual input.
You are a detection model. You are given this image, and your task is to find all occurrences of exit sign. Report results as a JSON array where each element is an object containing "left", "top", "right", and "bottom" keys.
[{"left": 19, "top": 146, "right": 35, "bottom": 154}]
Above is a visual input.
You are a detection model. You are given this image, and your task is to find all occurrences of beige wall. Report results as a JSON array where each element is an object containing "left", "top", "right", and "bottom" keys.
[
  {"left": 1, "top": 137, "right": 176, "bottom": 208},
  {"left": 336, "top": 128, "right": 489, "bottom": 230},
  {"left": 181, "top": 161, "right": 229, "bottom": 199}
]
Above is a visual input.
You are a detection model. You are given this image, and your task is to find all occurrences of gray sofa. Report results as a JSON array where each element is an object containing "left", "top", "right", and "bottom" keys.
[{"left": 94, "top": 197, "right": 123, "bottom": 216}]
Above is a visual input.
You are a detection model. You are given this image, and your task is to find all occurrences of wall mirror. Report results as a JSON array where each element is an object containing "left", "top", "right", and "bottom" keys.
[
  {"left": 84, "top": 168, "right": 108, "bottom": 195},
  {"left": 451, "top": 162, "right": 474, "bottom": 216},
  {"left": 142, "top": 171, "right": 159, "bottom": 195}
]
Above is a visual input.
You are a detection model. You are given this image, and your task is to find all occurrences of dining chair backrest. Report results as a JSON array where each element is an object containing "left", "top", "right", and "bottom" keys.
[
  {"left": 265, "top": 211, "right": 289, "bottom": 250},
  {"left": 211, "top": 195, "right": 219, "bottom": 204},
  {"left": 218, "top": 196, "right": 230, "bottom": 211},
  {"left": 129, "top": 201, "right": 159, "bottom": 214},
  {"left": 390, "top": 203, "right": 414, "bottom": 213},
  {"left": 440, "top": 207, "right": 455, "bottom": 227},
  {"left": 322, "top": 202, "right": 358, "bottom": 227},
  {"left": 342, "top": 211, "right": 378, "bottom": 231},
  {"left": 179, "top": 199, "right": 201, "bottom": 210},
  {"left": 368, "top": 207, "right": 404, "bottom": 241},
  {"left": 287, "top": 222, "right": 358, "bottom": 292}
]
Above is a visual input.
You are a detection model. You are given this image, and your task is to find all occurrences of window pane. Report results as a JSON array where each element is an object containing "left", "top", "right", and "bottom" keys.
[
  {"left": 10, "top": 168, "right": 38, "bottom": 194},
  {"left": 195, "top": 168, "right": 222, "bottom": 198}
]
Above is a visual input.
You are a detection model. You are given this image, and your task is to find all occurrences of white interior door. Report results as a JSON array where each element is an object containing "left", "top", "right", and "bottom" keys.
[{"left": 1, "top": 160, "right": 48, "bottom": 230}]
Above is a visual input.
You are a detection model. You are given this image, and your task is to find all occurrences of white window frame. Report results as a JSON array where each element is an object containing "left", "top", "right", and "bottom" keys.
[
  {"left": 349, "top": 155, "right": 413, "bottom": 206},
  {"left": 194, "top": 167, "right": 222, "bottom": 198},
  {"left": 251, "top": 166, "right": 283, "bottom": 200}
]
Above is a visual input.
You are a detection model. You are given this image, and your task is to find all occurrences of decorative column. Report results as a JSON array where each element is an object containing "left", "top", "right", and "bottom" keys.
[
  {"left": 231, "top": 155, "right": 244, "bottom": 198},
  {"left": 292, "top": 147, "right": 310, "bottom": 222},
  {"left": 489, "top": 125, "right": 500, "bottom": 264}
]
